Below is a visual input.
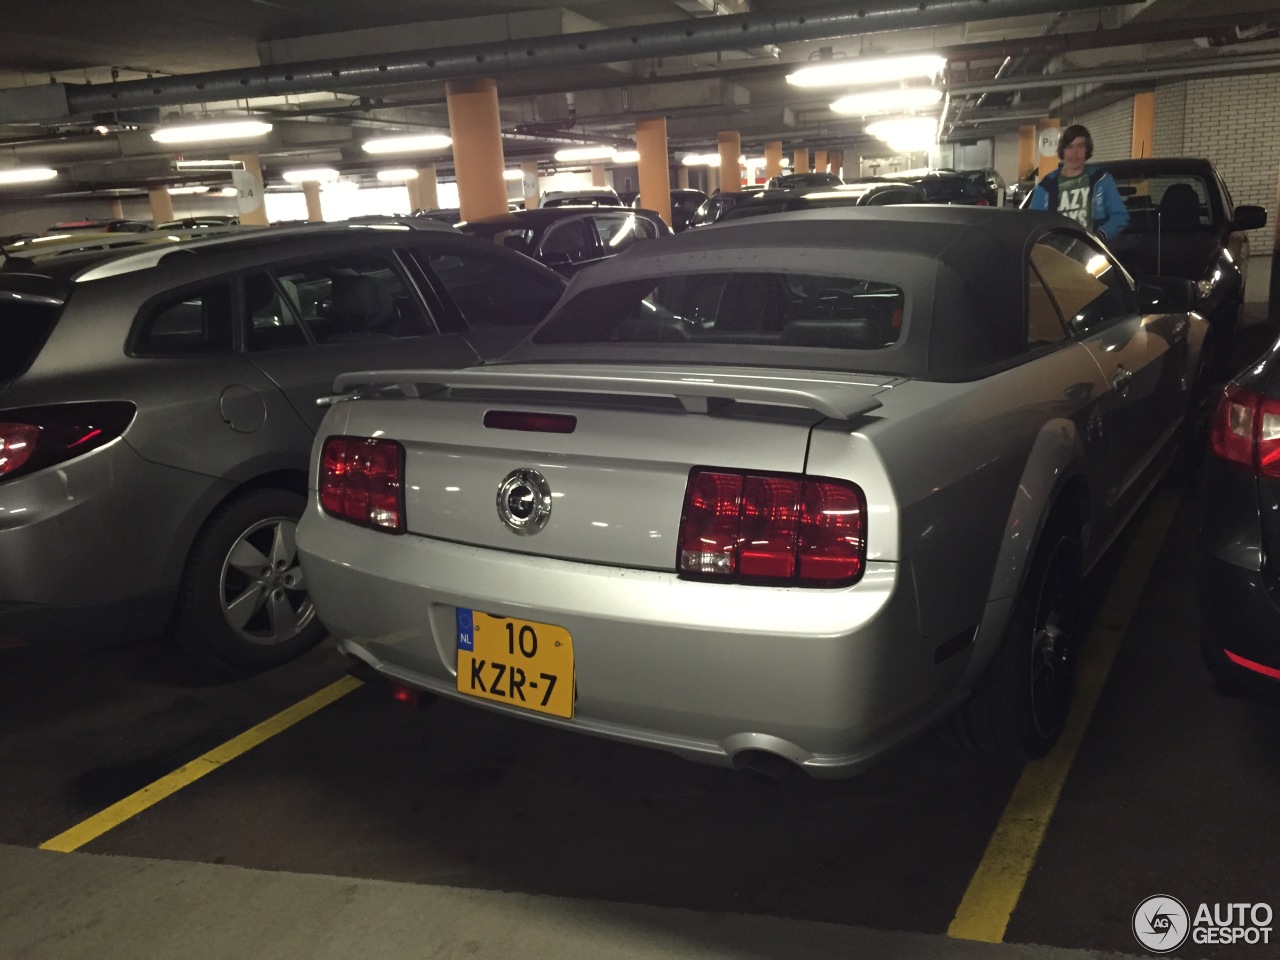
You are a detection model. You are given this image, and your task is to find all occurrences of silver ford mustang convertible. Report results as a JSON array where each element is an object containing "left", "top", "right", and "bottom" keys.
[{"left": 297, "top": 206, "right": 1205, "bottom": 778}]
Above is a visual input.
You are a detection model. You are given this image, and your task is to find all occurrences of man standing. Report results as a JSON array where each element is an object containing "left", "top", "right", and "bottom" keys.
[{"left": 1029, "top": 124, "right": 1129, "bottom": 242}]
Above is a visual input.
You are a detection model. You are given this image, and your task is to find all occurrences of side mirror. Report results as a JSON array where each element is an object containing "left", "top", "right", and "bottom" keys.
[
  {"left": 1231, "top": 205, "right": 1268, "bottom": 231},
  {"left": 1137, "top": 277, "right": 1197, "bottom": 313}
]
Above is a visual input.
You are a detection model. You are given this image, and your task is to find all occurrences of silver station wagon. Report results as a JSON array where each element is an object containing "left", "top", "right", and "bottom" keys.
[{"left": 297, "top": 206, "right": 1206, "bottom": 777}]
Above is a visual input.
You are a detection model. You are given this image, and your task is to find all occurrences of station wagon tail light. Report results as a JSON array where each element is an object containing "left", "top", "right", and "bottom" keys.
[
  {"left": 0, "top": 402, "right": 135, "bottom": 483},
  {"left": 1209, "top": 385, "right": 1280, "bottom": 478},
  {"left": 319, "top": 436, "right": 405, "bottom": 532},
  {"left": 677, "top": 468, "right": 866, "bottom": 585}
]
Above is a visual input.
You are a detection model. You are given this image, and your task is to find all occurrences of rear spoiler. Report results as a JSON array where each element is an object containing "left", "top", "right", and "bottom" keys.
[{"left": 322, "top": 366, "right": 887, "bottom": 421}]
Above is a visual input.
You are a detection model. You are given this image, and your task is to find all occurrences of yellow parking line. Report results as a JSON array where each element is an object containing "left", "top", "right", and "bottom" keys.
[
  {"left": 948, "top": 490, "right": 1181, "bottom": 943},
  {"left": 40, "top": 674, "right": 363, "bottom": 854}
]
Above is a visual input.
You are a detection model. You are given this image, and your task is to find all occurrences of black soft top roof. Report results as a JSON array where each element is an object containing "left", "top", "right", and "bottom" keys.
[{"left": 509, "top": 205, "right": 1091, "bottom": 382}]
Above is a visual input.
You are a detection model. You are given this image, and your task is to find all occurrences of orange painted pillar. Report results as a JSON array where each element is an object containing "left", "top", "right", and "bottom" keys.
[
  {"left": 1036, "top": 119, "right": 1061, "bottom": 179},
  {"left": 794, "top": 147, "right": 809, "bottom": 174},
  {"left": 636, "top": 117, "right": 672, "bottom": 227},
  {"left": 829, "top": 150, "right": 843, "bottom": 179},
  {"left": 1131, "top": 92, "right": 1154, "bottom": 159},
  {"left": 706, "top": 164, "right": 719, "bottom": 195},
  {"left": 445, "top": 78, "right": 508, "bottom": 221},
  {"left": 229, "top": 153, "right": 269, "bottom": 225},
  {"left": 813, "top": 150, "right": 828, "bottom": 174},
  {"left": 414, "top": 165, "right": 439, "bottom": 212},
  {"left": 718, "top": 130, "right": 741, "bottom": 194},
  {"left": 521, "top": 161, "right": 540, "bottom": 209},
  {"left": 1017, "top": 125, "right": 1036, "bottom": 180},
  {"left": 302, "top": 181, "right": 323, "bottom": 222},
  {"left": 764, "top": 141, "right": 783, "bottom": 179},
  {"left": 147, "top": 186, "right": 175, "bottom": 224}
]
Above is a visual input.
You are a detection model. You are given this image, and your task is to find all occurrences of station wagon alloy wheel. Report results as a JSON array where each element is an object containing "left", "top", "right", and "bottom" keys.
[{"left": 219, "top": 515, "right": 315, "bottom": 646}]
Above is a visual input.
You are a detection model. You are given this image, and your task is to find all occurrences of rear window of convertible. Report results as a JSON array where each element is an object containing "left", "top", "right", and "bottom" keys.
[{"left": 533, "top": 271, "right": 904, "bottom": 350}]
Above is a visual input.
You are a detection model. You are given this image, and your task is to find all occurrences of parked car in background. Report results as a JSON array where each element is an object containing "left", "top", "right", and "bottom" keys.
[
  {"left": 858, "top": 169, "right": 1005, "bottom": 206},
  {"left": 155, "top": 216, "right": 240, "bottom": 230},
  {"left": 46, "top": 218, "right": 153, "bottom": 234},
  {"left": 718, "top": 182, "right": 925, "bottom": 222},
  {"left": 540, "top": 189, "right": 624, "bottom": 208},
  {"left": 1199, "top": 332, "right": 1280, "bottom": 697},
  {"left": 297, "top": 206, "right": 1205, "bottom": 778},
  {"left": 632, "top": 188, "right": 709, "bottom": 232},
  {"left": 458, "top": 206, "right": 671, "bottom": 277},
  {"left": 764, "top": 171, "right": 844, "bottom": 191},
  {"left": 686, "top": 187, "right": 766, "bottom": 228},
  {"left": 0, "top": 224, "right": 566, "bottom": 671},
  {"left": 1088, "top": 157, "right": 1267, "bottom": 375},
  {"left": 2, "top": 229, "right": 202, "bottom": 270}
]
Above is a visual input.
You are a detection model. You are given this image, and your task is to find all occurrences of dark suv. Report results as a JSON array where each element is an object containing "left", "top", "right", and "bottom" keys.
[{"left": 0, "top": 224, "right": 566, "bottom": 670}]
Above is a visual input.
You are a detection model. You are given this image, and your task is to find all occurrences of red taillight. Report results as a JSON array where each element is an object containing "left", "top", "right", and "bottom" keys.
[
  {"left": 1209, "top": 385, "right": 1280, "bottom": 478},
  {"left": 0, "top": 402, "right": 134, "bottom": 482},
  {"left": 677, "top": 467, "right": 865, "bottom": 585},
  {"left": 319, "top": 436, "right": 405, "bottom": 532},
  {"left": 0, "top": 423, "right": 39, "bottom": 477}
]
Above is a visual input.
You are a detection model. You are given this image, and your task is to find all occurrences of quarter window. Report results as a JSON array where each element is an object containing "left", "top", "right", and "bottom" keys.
[
  {"left": 243, "top": 272, "right": 309, "bottom": 351},
  {"left": 134, "top": 282, "right": 233, "bottom": 355},
  {"left": 1030, "top": 233, "right": 1135, "bottom": 335}
]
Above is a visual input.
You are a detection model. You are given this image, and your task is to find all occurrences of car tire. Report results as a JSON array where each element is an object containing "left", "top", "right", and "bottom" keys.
[
  {"left": 174, "top": 488, "right": 326, "bottom": 673},
  {"left": 953, "top": 516, "right": 1083, "bottom": 760}
]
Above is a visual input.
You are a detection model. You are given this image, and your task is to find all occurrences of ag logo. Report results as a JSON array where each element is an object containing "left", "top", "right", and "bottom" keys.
[{"left": 1133, "top": 895, "right": 1190, "bottom": 953}]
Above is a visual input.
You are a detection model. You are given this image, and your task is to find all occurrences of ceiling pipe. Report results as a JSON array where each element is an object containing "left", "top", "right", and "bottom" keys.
[
  {"left": 45, "top": 0, "right": 1119, "bottom": 118},
  {"left": 948, "top": 50, "right": 1280, "bottom": 94}
]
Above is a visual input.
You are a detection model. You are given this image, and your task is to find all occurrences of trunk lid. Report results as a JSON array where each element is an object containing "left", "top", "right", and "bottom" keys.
[{"left": 334, "top": 363, "right": 893, "bottom": 569}]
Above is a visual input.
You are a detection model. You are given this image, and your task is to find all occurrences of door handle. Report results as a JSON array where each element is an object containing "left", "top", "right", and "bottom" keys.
[{"left": 1112, "top": 366, "right": 1134, "bottom": 391}]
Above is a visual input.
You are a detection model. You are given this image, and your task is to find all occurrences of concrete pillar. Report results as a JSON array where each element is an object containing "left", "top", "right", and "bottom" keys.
[
  {"left": 718, "top": 130, "right": 741, "bottom": 194},
  {"left": 1036, "top": 119, "right": 1061, "bottom": 179},
  {"left": 794, "top": 147, "right": 809, "bottom": 174},
  {"left": 109, "top": 198, "right": 125, "bottom": 219},
  {"left": 229, "top": 153, "right": 268, "bottom": 226},
  {"left": 591, "top": 162, "right": 607, "bottom": 188},
  {"left": 147, "top": 186, "right": 175, "bottom": 225},
  {"left": 676, "top": 165, "right": 690, "bottom": 190},
  {"left": 1017, "top": 125, "right": 1036, "bottom": 181},
  {"left": 302, "top": 181, "right": 323, "bottom": 222},
  {"left": 706, "top": 165, "right": 719, "bottom": 195},
  {"left": 445, "top": 78, "right": 508, "bottom": 221},
  {"left": 1131, "top": 92, "right": 1154, "bottom": 159},
  {"left": 813, "top": 150, "right": 828, "bottom": 174},
  {"left": 764, "top": 141, "right": 784, "bottom": 180},
  {"left": 635, "top": 117, "right": 672, "bottom": 227},
  {"left": 416, "top": 165, "right": 439, "bottom": 212},
  {"left": 521, "top": 161, "right": 540, "bottom": 209},
  {"left": 828, "top": 151, "right": 843, "bottom": 179}
]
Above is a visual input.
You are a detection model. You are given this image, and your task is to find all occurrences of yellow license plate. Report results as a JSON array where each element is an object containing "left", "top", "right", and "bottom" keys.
[{"left": 456, "top": 609, "right": 574, "bottom": 718}]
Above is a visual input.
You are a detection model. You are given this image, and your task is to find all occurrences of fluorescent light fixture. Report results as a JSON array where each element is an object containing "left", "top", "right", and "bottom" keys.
[
  {"left": 282, "top": 167, "right": 339, "bottom": 183},
  {"left": 175, "top": 159, "right": 245, "bottom": 170},
  {"left": 151, "top": 120, "right": 272, "bottom": 144},
  {"left": 553, "top": 145, "right": 617, "bottom": 162},
  {"left": 166, "top": 185, "right": 210, "bottom": 195},
  {"left": 0, "top": 167, "right": 58, "bottom": 185},
  {"left": 376, "top": 168, "right": 419, "bottom": 182},
  {"left": 831, "top": 87, "right": 943, "bottom": 116},
  {"left": 612, "top": 150, "right": 641, "bottom": 164},
  {"left": 503, "top": 168, "right": 526, "bottom": 180},
  {"left": 680, "top": 153, "right": 721, "bottom": 167},
  {"left": 218, "top": 187, "right": 239, "bottom": 197},
  {"left": 362, "top": 133, "right": 453, "bottom": 154},
  {"left": 787, "top": 54, "right": 946, "bottom": 89},
  {"left": 865, "top": 116, "right": 939, "bottom": 152}
]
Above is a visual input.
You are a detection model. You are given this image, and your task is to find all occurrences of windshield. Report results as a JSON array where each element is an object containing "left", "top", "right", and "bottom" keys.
[
  {"left": 1110, "top": 172, "right": 1217, "bottom": 232},
  {"left": 533, "top": 271, "right": 903, "bottom": 351}
]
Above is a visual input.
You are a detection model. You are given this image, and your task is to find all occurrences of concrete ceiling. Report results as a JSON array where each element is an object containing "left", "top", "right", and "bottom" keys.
[{"left": 1, "top": 0, "right": 1278, "bottom": 195}]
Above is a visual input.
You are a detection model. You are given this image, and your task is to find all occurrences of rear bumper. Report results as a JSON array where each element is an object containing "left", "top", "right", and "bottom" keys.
[
  {"left": 1197, "top": 555, "right": 1280, "bottom": 690},
  {"left": 297, "top": 509, "right": 974, "bottom": 778}
]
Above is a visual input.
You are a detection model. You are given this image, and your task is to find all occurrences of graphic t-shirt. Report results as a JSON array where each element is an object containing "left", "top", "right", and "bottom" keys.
[{"left": 1056, "top": 172, "right": 1091, "bottom": 230}]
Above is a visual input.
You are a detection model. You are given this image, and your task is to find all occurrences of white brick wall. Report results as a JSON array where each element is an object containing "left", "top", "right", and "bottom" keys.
[
  {"left": 1153, "top": 83, "right": 1187, "bottom": 156},
  {"left": 993, "top": 132, "right": 1022, "bottom": 187},
  {"left": 1071, "top": 98, "right": 1134, "bottom": 162}
]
